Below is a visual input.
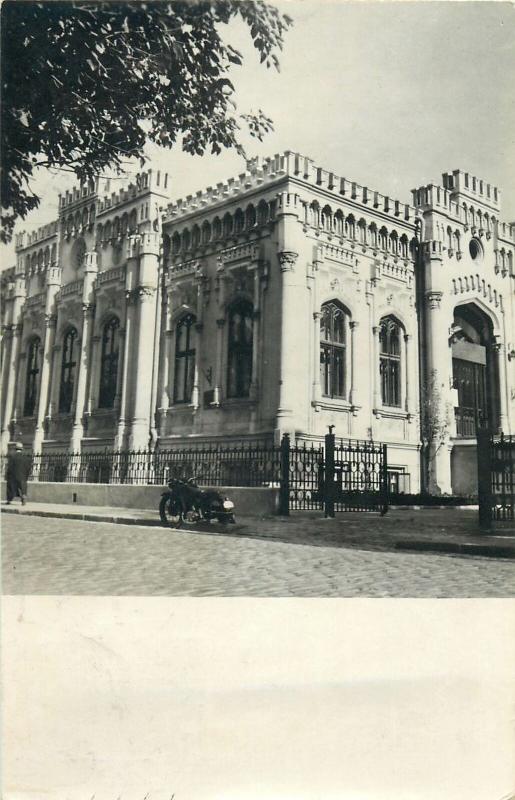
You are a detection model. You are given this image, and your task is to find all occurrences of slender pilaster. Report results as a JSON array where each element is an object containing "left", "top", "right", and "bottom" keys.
[
  {"left": 113, "top": 328, "right": 126, "bottom": 411},
  {"left": 249, "top": 267, "right": 261, "bottom": 402},
  {"left": 404, "top": 333, "right": 412, "bottom": 416},
  {"left": 372, "top": 325, "right": 381, "bottom": 412},
  {"left": 312, "top": 311, "right": 321, "bottom": 403},
  {"left": 212, "top": 318, "right": 225, "bottom": 407},
  {"left": 493, "top": 341, "right": 508, "bottom": 432},
  {"left": 86, "top": 335, "right": 101, "bottom": 412},
  {"left": 349, "top": 321, "right": 359, "bottom": 407}
]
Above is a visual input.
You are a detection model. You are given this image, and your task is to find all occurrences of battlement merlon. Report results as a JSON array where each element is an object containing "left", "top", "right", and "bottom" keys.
[
  {"left": 412, "top": 174, "right": 515, "bottom": 243},
  {"left": 58, "top": 176, "right": 104, "bottom": 211},
  {"left": 442, "top": 169, "right": 500, "bottom": 212},
  {"left": 15, "top": 220, "right": 59, "bottom": 252},
  {"left": 162, "top": 150, "right": 419, "bottom": 226},
  {"left": 58, "top": 169, "right": 171, "bottom": 215},
  {"left": 412, "top": 169, "right": 500, "bottom": 215}
]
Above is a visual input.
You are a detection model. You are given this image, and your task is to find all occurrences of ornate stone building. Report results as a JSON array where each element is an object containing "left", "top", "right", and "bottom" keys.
[{"left": 2, "top": 153, "right": 514, "bottom": 494}]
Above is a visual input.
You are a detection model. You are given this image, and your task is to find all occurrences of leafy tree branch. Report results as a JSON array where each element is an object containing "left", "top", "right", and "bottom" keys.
[{"left": 1, "top": 0, "right": 292, "bottom": 242}]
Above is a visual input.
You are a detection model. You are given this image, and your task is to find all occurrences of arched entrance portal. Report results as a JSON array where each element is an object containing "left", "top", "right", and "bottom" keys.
[{"left": 450, "top": 303, "right": 499, "bottom": 437}]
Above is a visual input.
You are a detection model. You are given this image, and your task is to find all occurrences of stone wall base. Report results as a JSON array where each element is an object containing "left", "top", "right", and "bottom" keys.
[{"left": 1, "top": 481, "right": 280, "bottom": 516}]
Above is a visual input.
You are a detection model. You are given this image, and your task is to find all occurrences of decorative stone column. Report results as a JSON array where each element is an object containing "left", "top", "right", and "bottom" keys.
[
  {"left": 275, "top": 250, "right": 302, "bottom": 436},
  {"left": 129, "top": 231, "right": 159, "bottom": 451},
  {"left": 1, "top": 266, "right": 26, "bottom": 454},
  {"left": 32, "top": 313, "right": 57, "bottom": 455},
  {"left": 349, "top": 321, "right": 359, "bottom": 408},
  {"left": 423, "top": 288, "right": 452, "bottom": 494},
  {"left": 33, "top": 263, "right": 61, "bottom": 455},
  {"left": 70, "top": 301, "right": 95, "bottom": 453},
  {"left": 115, "top": 236, "right": 140, "bottom": 450},
  {"left": 70, "top": 251, "right": 97, "bottom": 453}
]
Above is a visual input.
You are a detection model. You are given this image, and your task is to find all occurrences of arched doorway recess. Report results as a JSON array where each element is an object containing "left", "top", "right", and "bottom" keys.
[{"left": 450, "top": 303, "right": 499, "bottom": 437}]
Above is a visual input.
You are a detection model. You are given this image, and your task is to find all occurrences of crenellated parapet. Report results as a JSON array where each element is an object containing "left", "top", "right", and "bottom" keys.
[
  {"left": 96, "top": 169, "right": 170, "bottom": 217},
  {"left": 412, "top": 169, "right": 515, "bottom": 248},
  {"left": 441, "top": 169, "right": 500, "bottom": 211},
  {"left": 163, "top": 150, "right": 418, "bottom": 226}
]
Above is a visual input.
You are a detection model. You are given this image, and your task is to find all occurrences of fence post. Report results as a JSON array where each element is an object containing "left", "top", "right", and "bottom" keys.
[
  {"left": 279, "top": 433, "right": 290, "bottom": 516},
  {"left": 477, "top": 426, "right": 493, "bottom": 532},
  {"left": 324, "top": 426, "right": 335, "bottom": 518},
  {"left": 381, "top": 443, "right": 388, "bottom": 516}
]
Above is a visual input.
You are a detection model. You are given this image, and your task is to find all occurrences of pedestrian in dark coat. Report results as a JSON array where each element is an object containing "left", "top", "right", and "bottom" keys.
[{"left": 5, "top": 442, "right": 30, "bottom": 504}]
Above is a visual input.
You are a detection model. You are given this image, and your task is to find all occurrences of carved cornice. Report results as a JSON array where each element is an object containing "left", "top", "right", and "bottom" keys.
[
  {"left": 137, "top": 285, "right": 157, "bottom": 301},
  {"left": 82, "top": 302, "right": 96, "bottom": 317},
  {"left": 278, "top": 250, "right": 298, "bottom": 272},
  {"left": 425, "top": 290, "right": 443, "bottom": 310}
]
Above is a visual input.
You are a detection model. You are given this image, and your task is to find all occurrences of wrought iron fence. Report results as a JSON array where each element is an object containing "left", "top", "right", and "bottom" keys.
[
  {"left": 25, "top": 442, "right": 282, "bottom": 487},
  {"left": 4, "top": 431, "right": 389, "bottom": 515}
]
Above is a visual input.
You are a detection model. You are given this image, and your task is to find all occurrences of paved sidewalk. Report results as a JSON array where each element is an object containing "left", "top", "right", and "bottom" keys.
[{"left": 3, "top": 500, "right": 515, "bottom": 559}]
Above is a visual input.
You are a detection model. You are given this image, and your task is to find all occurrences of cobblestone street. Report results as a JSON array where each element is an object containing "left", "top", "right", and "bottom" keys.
[{"left": 2, "top": 513, "right": 514, "bottom": 597}]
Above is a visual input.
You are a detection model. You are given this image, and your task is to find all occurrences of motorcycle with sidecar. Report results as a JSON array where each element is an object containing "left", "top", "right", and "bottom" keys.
[{"left": 159, "top": 476, "right": 236, "bottom": 528}]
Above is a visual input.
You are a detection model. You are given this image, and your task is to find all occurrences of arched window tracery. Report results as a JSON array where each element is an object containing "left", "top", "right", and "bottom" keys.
[
  {"left": 227, "top": 300, "right": 253, "bottom": 398},
  {"left": 320, "top": 301, "right": 347, "bottom": 399},
  {"left": 234, "top": 209, "right": 245, "bottom": 233},
  {"left": 24, "top": 336, "right": 42, "bottom": 416},
  {"left": 246, "top": 205, "right": 256, "bottom": 228},
  {"left": 379, "top": 316, "right": 402, "bottom": 407},
  {"left": 174, "top": 314, "right": 196, "bottom": 404},
  {"left": 59, "top": 327, "right": 78, "bottom": 413},
  {"left": 98, "top": 317, "right": 120, "bottom": 409}
]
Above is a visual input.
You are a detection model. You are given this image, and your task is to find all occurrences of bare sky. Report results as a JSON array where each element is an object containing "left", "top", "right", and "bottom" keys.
[
  {"left": 3, "top": 598, "right": 515, "bottom": 800},
  {"left": 2, "top": 1, "right": 515, "bottom": 267}
]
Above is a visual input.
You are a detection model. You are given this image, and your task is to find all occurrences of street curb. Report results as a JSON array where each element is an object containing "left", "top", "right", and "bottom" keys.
[
  {"left": 395, "top": 540, "right": 515, "bottom": 560},
  {"left": 2, "top": 506, "right": 163, "bottom": 527}
]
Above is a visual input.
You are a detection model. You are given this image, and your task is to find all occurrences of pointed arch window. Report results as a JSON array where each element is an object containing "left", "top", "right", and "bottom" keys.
[
  {"left": 379, "top": 317, "right": 402, "bottom": 407},
  {"left": 320, "top": 302, "right": 346, "bottom": 398},
  {"left": 174, "top": 314, "right": 196, "bottom": 404},
  {"left": 98, "top": 317, "right": 120, "bottom": 409},
  {"left": 227, "top": 300, "right": 253, "bottom": 398},
  {"left": 24, "top": 336, "right": 42, "bottom": 416},
  {"left": 59, "top": 327, "right": 78, "bottom": 413}
]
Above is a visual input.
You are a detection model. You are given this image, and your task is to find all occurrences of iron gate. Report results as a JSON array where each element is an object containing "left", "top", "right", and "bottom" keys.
[
  {"left": 478, "top": 430, "right": 515, "bottom": 529},
  {"left": 279, "top": 430, "right": 388, "bottom": 514}
]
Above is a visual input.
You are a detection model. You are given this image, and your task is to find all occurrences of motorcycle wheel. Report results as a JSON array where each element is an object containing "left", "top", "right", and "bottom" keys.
[
  {"left": 181, "top": 508, "right": 201, "bottom": 526},
  {"left": 159, "top": 496, "right": 183, "bottom": 528}
]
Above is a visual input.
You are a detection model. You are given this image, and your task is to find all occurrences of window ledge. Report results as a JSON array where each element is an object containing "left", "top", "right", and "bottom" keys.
[
  {"left": 374, "top": 407, "right": 413, "bottom": 421},
  {"left": 222, "top": 397, "right": 256, "bottom": 408},
  {"left": 312, "top": 398, "right": 360, "bottom": 415}
]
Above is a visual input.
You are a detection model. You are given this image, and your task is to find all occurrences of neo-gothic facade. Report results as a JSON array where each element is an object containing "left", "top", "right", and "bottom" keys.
[{"left": 2, "top": 152, "right": 514, "bottom": 495}]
